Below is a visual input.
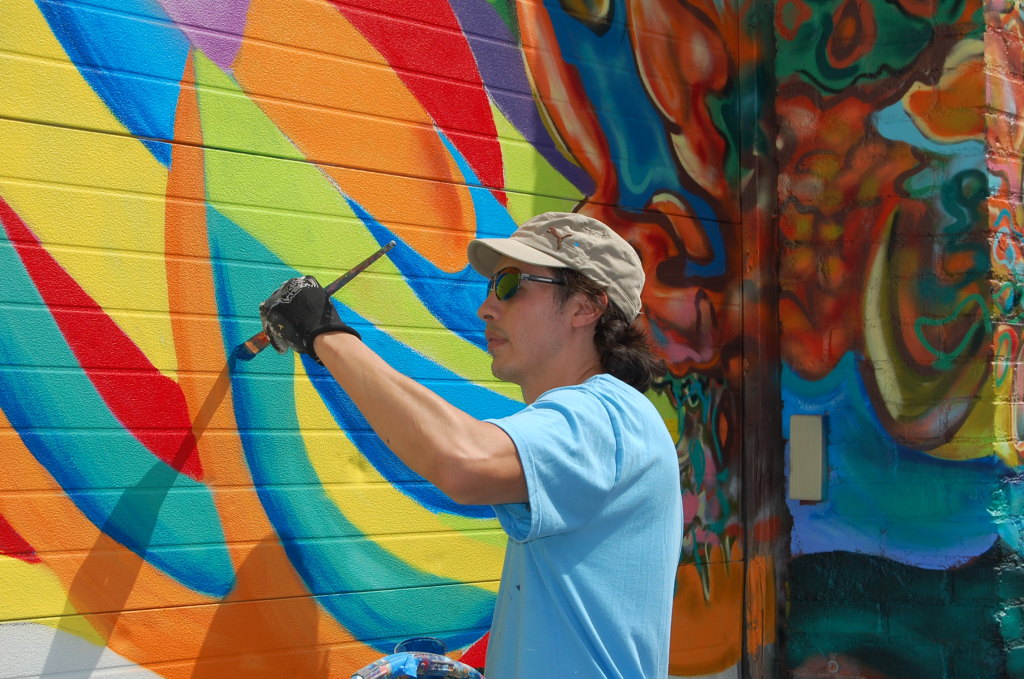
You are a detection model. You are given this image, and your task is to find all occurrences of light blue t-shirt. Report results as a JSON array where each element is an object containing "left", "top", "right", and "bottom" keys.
[{"left": 484, "top": 374, "right": 682, "bottom": 679}]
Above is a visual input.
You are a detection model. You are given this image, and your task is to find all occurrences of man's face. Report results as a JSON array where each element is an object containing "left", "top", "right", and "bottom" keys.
[{"left": 476, "top": 256, "right": 571, "bottom": 387}]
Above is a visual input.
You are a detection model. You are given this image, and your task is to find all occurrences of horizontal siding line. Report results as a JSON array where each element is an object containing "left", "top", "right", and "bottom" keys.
[
  {"left": 0, "top": 176, "right": 549, "bottom": 238},
  {"left": 0, "top": 426, "right": 503, "bottom": 438},
  {"left": 3, "top": 115, "right": 506, "bottom": 189},
  {"left": 1, "top": 41, "right": 714, "bottom": 134},
  {"left": 0, "top": 530, "right": 507, "bottom": 549},
  {"left": 0, "top": 135, "right": 589, "bottom": 210},
  {"left": 0, "top": 318, "right": 493, "bottom": 341},
  {"left": 0, "top": 239, "right": 503, "bottom": 286},
  {"left": 0, "top": 251, "right": 408, "bottom": 282},
  {"left": 0, "top": 502, "right": 496, "bottom": 519},
  {"left": 19, "top": 0, "right": 669, "bottom": 100},
  {"left": 0, "top": 49, "right": 561, "bottom": 143},
  {"left": 0, "top": 480, "right": 492, "bottom": 492},
  {"left": 0, "top": 173, "right": 737, "bottom": 230},
  {"left": 0, "top": 114, "right": 516, "bottom": 194},
  {"left": 27, "top": 0, "right": 529, "bottom": 85},
  {"left": 0, "top": 581, "right": 502, "bottom": 623},
  {"left": 0, "top": 375, "right": 507, "bottom": 390}
]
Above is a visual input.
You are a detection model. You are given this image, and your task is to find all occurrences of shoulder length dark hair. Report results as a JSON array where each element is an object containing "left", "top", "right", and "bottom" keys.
[{"left": 555, "top": 269, "right": 665, "bottom": 392}]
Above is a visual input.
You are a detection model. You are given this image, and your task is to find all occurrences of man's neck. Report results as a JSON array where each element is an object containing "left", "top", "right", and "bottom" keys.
[{"left": 520, "top": 356, "right": 603, "bottom": 404}]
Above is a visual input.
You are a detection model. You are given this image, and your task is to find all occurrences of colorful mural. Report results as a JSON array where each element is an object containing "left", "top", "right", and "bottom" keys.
[
  {"left": 0, "top": 0, "right": 774, "bottom": 677},
  {"left": 778, "top": 0, "right": 1024, "bottom": 673}
]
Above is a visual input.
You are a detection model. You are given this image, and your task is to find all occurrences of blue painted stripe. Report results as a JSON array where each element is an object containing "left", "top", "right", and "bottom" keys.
[
  {"left": 545, "top": 0, "right": 726, "bottom": 277},
  {"left": 36, "top": 0, "right": 189, "bottom": 166},
  {"left": 347, "top": 129, "right": 518, "bottom": 351}
]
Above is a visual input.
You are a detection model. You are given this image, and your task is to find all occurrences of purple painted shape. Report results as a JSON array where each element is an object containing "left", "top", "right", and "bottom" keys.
[
  {"left": 157, "top": 0, "right": 250, "bottom": 70},
  {"left": 448, "top": 0, "right": 595, "bottom": 195}
]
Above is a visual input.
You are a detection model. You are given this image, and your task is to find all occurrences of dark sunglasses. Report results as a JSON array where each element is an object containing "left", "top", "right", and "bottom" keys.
[{"left": 487, "top": 266, "right": 565, "bottom": 300}]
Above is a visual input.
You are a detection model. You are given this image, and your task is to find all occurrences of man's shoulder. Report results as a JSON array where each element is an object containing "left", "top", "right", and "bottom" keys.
[
  {"left": 540, "top": 373, "right": 635, "bottom": 401},
  {"left": 498, "top": 375, "right": 657, "bottom": 433},
  {"left": 537, "top": 374, "right": 665, "bottom": 434},
  {"left": 560, "top": 374, "right": 656, "bottom": 415}
]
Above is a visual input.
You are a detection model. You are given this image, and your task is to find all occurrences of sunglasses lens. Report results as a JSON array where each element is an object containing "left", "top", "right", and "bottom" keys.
[{"left": 493, "top": 269, "right": 522, "bottom": 300}]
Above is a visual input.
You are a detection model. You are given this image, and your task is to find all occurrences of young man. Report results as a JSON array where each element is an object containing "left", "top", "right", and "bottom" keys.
[{"left": 260, "top": 212, "right": 682, "bottom": 678}]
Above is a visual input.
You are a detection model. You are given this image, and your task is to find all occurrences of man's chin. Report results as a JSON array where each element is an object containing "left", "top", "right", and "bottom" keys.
[{"left": 489, "top": 360, "right": 516, "bottom": 384}]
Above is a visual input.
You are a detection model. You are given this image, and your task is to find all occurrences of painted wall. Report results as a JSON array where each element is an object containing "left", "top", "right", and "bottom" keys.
[
  {"left": 0, "top": 1, "right": 775, "bottom": 677},
  {"left": 777, "top": 0, "right": 1024, "bottom": 674}
]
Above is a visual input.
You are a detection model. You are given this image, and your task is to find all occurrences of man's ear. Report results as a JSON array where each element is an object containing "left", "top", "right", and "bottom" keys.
[{"left": 570, "top": 291, "right": 607, "bottom": 328}]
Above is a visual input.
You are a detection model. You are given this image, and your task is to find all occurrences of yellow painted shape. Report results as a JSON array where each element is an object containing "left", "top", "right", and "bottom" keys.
[
  {"left": 1, "top": 0, "right": 78, "bottom": 60},
  {"left": 0, "top": 54, "right": 124, "bottom": 132},
  {"left": 0, "top": 0, "right": 175, "bottom": 373},
  {"left": 491, "top": 102, "right": 582, "bottom": 224},
  {"left": 928, "top": 376, "right": 995, "bottom": 461},
  {"left": 862, "top": 211, "right": 994, "bottom": 460},
  {"left": 993, "top": 403, "right": 1022, "bottom": 467},
  {"left": 292, "top": 356, "right": 503, "bottom": 589},
  {"left": 0, "top": 557, "right": 104, "bottom": 646},
  {"left": 991, "top": 326, "right": 1021, "bottom": 467},
  {"left": 647, "top": 388, "right": 681, "bottom": 441}
]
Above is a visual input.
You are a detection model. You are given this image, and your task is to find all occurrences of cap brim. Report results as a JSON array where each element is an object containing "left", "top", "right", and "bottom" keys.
[{"left": 467, "top": 238, "right": 566, "bottom": 276}]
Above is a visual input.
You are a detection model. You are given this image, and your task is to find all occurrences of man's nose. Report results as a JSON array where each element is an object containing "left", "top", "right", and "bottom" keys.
[{"left": 478, "top": 291, "right": 499, "bottom": 321}]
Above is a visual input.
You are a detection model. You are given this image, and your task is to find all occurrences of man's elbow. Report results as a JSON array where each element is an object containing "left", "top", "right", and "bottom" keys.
[
  {"left": 427, "top": 428, "right": 525, "bottom": 505},
  {"left": 433, "top": 462, "right": 526, "bottom": 506},
  {"left": 434, "top": 464, "right": 488, "bottom": 506}
]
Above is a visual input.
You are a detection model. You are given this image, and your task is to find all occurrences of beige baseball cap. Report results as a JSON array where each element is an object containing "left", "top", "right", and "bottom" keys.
[{"left": 467, "top": 212, "right": 645, "bottom": 320}]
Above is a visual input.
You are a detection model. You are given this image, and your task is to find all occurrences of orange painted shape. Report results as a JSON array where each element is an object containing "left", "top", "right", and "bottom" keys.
[
  {"left": 904, "top": 58, "right": 985, "bottom": 142},
  {"left": 648, "top": 193, "right": 714, "bottom": 261},
  {"left": 233, "top": 0, "right": 476, "bottom": 272},
  {"left": 669, "top": 545, "right": 744, "bottom": 675},
  {"left": 744, "top": 555, "right": 777, "bottom": 655},
  {"left": 162, "top": 55, "right": 375, "bottom": 674},
  {"left": 630, "top": 0, "right": 729, "bottom": 199},
  {"left": 827, "top": 0, "right": 876, "bottom": 69},
  {"left": 165, "top": 53, "right": 243, "bottom": 447}
]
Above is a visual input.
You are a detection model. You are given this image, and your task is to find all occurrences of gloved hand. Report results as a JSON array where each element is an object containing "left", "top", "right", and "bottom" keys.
[{"left": 259, "top": 276, "right": 360, "bottom": 364}]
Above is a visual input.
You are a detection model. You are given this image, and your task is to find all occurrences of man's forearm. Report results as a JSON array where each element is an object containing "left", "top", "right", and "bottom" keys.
[{"left": 312, "top": 331, "right": 526, "bottom": 504}]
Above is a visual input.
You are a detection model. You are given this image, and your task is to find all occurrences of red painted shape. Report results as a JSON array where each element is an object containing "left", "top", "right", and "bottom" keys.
[
  {"left": 459, "top": 631, "right": 489, "bottom": 670},
  {"left": 753, "top": 516, "right": 782, "bottom": 543},
  {"left": 328, "top": 0, "right": 507, "bottom": 205},
  {"left": 0, "top": 514, "right": 41, "bottom": 564},
  {"left": 0, "top": 198, "right": 203, "bottom": 479}
]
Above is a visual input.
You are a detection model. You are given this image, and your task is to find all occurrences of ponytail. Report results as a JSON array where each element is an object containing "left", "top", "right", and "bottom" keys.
[{"left": 556, "top": 269, "right": 665, "bottom": 392}]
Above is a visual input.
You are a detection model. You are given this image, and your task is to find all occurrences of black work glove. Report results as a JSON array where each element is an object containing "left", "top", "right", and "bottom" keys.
[{"left": 259, "top": 276, "right": 361, "bottom": 364}]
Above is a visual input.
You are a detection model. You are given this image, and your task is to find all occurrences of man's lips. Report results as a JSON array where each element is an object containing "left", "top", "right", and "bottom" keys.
[{"left": 484, "top": 330, "right": 507, "bottom": 350}]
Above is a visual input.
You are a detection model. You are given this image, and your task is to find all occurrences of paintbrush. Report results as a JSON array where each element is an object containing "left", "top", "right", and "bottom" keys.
[{"left": 233, "top": 240, "right": 397, "bottom": 360}]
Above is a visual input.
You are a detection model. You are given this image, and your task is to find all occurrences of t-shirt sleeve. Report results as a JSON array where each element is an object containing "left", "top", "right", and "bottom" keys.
[{"left": 486, "top": 389, "right": 618, "bottom": 542}]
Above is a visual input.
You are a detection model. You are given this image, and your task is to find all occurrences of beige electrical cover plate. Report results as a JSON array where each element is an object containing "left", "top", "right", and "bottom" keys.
[{"left": 789, "top": 414, "right": 825, "bottom": 502}]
